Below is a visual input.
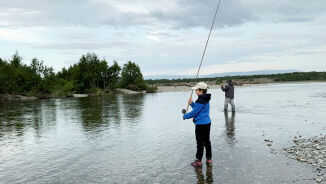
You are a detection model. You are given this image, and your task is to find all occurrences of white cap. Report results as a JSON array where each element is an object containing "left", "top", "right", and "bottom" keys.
[{"left": 192, "top": 82, "right": 208, "bottom": 90}]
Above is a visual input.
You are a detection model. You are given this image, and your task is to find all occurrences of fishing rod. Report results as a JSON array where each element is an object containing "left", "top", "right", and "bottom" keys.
[{"left": 183, "top": 0, "right": 221, "bottom": 113}]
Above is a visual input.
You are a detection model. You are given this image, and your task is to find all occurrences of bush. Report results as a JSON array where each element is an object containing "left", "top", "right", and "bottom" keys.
[
  {"left": 53, "top": 79, "right": 74, "bottom": 97},
  {"left": 85, "top": 88, "right": 102, "bottom": 94},
  {"left": 126, "top": 84, "right": 141, "bottom": 91},
  {"left": 146, "top": 85, "right": 158, "bottom": 93}
]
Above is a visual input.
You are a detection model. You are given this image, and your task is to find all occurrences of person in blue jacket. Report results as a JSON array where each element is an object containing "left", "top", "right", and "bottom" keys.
[{"left": 182, "top": 82, "right": 212, "bottom": 168}]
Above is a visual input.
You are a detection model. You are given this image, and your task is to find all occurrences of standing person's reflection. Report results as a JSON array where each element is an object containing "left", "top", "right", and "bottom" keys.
[
  {"left": 194, "top": 166, "right": 213, "bottom": 184},
  {"left": 194, "top": 167, "right": 205, "bottom": 184},
  {"left": 206, "top": 165, "right": 213, "bottom": 184},
  {"left": 224, "top": 111, "right": 235, "bottom": 140}
]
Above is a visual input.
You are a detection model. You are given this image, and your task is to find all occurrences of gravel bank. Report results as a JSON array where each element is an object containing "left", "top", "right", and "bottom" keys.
[
  {"left": 0, "top": 94, "right": 37, "bottom": 101},
  {"left": 284, "top": 136, "right": 326, "bottom": 183},
  {"left": 284, "top": 136, "right": 326, "bottom": 169},
  {"left": 116, "top": 88, "right": 145, "bottom": 94}
]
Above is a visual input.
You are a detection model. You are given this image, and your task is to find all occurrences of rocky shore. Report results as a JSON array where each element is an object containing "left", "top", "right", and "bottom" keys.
[
  {"left": 284, "top": 136, "right": 326, "bottom": 183},
  {"left": 0, "top": 88, "right": 147, "bottom": 101},
  {"left": 285, "top": 136, "right": 326, "bottom": 169},
  {"left": 116, "top": 88, "right": 146, "bottom": 94},
  {"left": 0, "top": 94, "right": 38, "bottom": 101}
]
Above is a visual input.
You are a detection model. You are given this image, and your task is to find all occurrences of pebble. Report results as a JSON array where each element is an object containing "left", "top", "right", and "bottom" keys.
[
  {"left": 284, "top": 135, "right": 326, "bottom": 169},
  {"left": 315, "top": 178, "right": 323, "bottom": 183},
  {"left": 264, "top": 139, "right": 273, "bottom": 142}
]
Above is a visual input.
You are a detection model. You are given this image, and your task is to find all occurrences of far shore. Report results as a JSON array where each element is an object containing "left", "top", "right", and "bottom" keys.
[
  {"left": 0, "top": 88, "right": 145, "bottom": 101},
  {"left": 157, "top": 80, "right": 326, "bottom": 93},
  {"left": 1, "top": 81, "right": 325, "bottom": 100},
  {"left": 157, "top": 83, "right": 265, "bottom": 93}
]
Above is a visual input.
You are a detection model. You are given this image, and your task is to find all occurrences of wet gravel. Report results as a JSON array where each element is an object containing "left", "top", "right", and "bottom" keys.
[{"left": 284, "top": 135, "right": 326, "bottom": 183}]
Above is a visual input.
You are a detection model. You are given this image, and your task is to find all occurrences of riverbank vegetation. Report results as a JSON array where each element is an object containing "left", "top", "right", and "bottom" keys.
[
  {"left": 0, "top": 52, "right": 156, "bottom": 98},
  {"left": 146, "top": 72, "right": 326, "bottom": 86}
]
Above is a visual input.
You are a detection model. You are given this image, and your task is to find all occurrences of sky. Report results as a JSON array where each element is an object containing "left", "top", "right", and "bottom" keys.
[{"left": 0, "top": 0, "right": 326, "bottom": 76}]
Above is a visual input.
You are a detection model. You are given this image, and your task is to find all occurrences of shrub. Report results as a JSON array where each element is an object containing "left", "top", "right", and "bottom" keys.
[{"left": 146, "top": 85, "right": 158, "bottom": 93}]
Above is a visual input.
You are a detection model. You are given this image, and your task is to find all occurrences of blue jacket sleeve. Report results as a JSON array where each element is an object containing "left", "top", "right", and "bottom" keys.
[
  {"left": 190, "top": 102, "right": 195, "bottom": 108},
  {"left": 183, "top": 103, "right": 204, "bottom": 120}
]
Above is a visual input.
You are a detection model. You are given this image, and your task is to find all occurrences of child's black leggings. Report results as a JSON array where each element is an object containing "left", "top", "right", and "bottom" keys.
[{"left": 195, "top": 123, "right": 212, "bottom": 161}]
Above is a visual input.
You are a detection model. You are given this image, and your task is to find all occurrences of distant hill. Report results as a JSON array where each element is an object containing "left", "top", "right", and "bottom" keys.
[{"left": 144, "top": 70, "right": 301, "bottom": 80}]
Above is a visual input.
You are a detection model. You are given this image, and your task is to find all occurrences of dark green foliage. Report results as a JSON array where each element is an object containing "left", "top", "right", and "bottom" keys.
[
  {"left": 72, "top": 53, "right": 122, "bottom": 93},
  {"left": 107, "top": 61, "right": 121, "bottom": 90},
  {"left": 0, "top": 58, "right": 7, "bottom": 93},
  {"left": 10, "top": 51, "right": 22, "bottom": 68},
  {"left": 146, "top": 85, "right": 158, "bottom": 93},
  {"left": 74, "top": 53, "right": 100, "bottom": 93},
  {"left": 53, "top": 79, "right": 74, "bottom": 97},
  {"left": 0, "top": 52, "right": 152, "bottom": 97},
  {"left": 0, "top": 53, "right": 58, "bottom": 95},
  {"left": 121, "top": 61, "right": 147, "bottom": 91}
]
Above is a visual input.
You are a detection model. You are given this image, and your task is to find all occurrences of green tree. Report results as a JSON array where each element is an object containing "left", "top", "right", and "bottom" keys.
[
  {"left": 74, "top": 53, "right": 102, "bottom": 93},
  {"left": 0, "top": 58, "right": 7, "bottom": 93},
  {"left": 10, "top": 51, "right": 22, "bottom": 68},
  {"left": 98, "top": 59, "right": 109, "bottom": 89},
  {"left": 121, "top": 61, "right": 147, "bottom": 90},
  {"left": 107, "top": 61, "right": 121, "bottom": 90},
  {"left": 29, "top": 58, "right": 43, "bottom": 92},
  {"left": 40, "top": 66, "right": 56, "bottom": 93},
  {"left": 0, "top": 51, "right": 154, "bottom": 96},
  {"left": 7, "top": 52, "right": 24, "bottom": 93}
]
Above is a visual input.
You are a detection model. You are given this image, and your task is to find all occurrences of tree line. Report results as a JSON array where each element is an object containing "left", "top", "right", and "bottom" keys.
[
  {"left": 146, "top": 72, "right": 326, "bottom": 85},
  {"left": 0, "top": 52, "right": 157, "bottom": 97}
]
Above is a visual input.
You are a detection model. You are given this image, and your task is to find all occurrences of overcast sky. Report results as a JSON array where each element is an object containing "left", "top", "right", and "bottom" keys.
[{"left": 0, "top": 0, "right": 325, "bottom": 76}]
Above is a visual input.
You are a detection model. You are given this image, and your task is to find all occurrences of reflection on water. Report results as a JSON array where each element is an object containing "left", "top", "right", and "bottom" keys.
[
  {"left": 0, "top": 94, "right": 145, "bottom": 138},
  {"left": 121, "top": 94, "right": 144, "bottom": 122},
  {"left": 31, "top": 100, "right": 57, "bottom": 137},
  {"left": 224, "top": 111, "right": 236, "bottom": 141},
  {"left": 194, "top": 166, "right": 213, "bottom": 184},
  {"left": 0, "top": 101, "right": 33, "bottom": 138},
  {"left": 0, "top": 100, "right": 57, "bottom": 139},
  {"left": 75, "top": 94, "right": 144, "bottom": 133},
  {"left": 77, "top": 97, "right": 112, "bottom": 133}
]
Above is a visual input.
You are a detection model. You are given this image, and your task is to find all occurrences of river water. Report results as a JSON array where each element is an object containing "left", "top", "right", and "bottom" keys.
[{"left": 1, "top": 82, "right": 326, "bottom": 184}]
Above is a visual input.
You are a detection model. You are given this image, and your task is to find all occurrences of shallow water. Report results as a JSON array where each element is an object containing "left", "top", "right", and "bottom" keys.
[{"left": 1, "top": 82, "right": 326, "bottom": 184}]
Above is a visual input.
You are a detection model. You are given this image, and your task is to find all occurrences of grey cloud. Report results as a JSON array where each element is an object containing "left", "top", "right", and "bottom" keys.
[
  {"left": 150, "top": 0, "right": 259, "bottom": 29},
  {"left": 31, "top": 40, "right": 136, "bottom": 50},
  {"left": 0, "top": 0, "right": 100, "bottom": 27},
  {"left": 1, "top": 0, "right": 326, "bottom": 29}
]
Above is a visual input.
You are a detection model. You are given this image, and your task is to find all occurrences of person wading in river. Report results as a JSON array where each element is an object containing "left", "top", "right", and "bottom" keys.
[
  {"left": 221, "top": 79, "right": 235, "bottom": 112},
  {"left": 182, "top": 82, "right": 212, "bottom": 168}
]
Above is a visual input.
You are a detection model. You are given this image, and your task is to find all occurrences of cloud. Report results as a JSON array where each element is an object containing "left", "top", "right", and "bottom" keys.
[
  {"left": 1, "top": 0, "right": 326, "bottom": 29},
  {"left": 32, "top": 41, "right": 136, "bottom": 50},
  {"left": 0, "top": 0, "right": 326, "bottom": 75}
]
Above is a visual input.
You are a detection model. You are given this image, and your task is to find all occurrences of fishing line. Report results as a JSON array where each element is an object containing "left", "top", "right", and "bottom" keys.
[{"left": 185, "top": 0, "right": 221, "bottom": 112}]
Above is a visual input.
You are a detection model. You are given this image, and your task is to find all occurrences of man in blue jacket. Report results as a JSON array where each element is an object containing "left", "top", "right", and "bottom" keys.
[{"left": 182, "top": 82, "right": 212, "bottom": 168}]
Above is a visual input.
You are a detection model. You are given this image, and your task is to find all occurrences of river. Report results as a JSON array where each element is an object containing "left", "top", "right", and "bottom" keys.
[{"left": 1, "top": 82, "right": 326, "bottom": 184}]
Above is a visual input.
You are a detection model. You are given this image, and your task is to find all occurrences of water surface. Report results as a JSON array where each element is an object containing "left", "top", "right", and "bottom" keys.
[{"left": 1, "top": 82, "right": 326, "bottom": 184}]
